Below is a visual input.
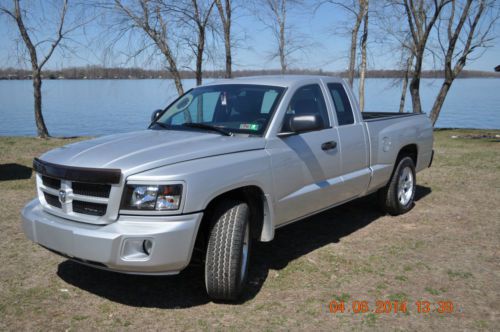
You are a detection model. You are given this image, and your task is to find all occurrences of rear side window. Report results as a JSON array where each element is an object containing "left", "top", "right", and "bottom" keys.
[{"left": 327, "top": 83, "right": 354, "bottom": 126}]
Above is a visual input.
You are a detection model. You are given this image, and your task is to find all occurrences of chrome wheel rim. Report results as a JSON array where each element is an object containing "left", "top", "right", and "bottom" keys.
[
  {"left": 398, "top": 166, "right": 414, "bottom": 206},
  {"left": 240, "top": 222, "right": 250, "bottom": 280}
]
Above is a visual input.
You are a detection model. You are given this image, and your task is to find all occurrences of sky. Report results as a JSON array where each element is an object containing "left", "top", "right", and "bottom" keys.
[{"left": 0, "top": 1, "right": 498, "bottom": 72}]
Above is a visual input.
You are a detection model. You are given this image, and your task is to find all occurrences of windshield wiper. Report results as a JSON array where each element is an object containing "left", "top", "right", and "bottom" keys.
[{"left": 182, "top": 123, "right": 233, "bottom": 136}]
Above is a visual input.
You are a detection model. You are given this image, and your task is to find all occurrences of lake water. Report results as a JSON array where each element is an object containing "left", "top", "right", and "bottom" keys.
[{"left": 0, "top": 78, "right": 499, "bottom": 136}]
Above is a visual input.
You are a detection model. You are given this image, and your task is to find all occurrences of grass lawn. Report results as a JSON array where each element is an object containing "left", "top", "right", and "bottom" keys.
[{"left": 0, "top": 130, "right": 499, "bottom": 330}]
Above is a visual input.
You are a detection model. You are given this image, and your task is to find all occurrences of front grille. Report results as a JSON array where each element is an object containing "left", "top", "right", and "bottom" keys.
[
  {"left": 72, "top": 182, "right": 111, "bottom": 198},
  {"left": 39, "top": 174, "right": 114, "bottom": 220},
  {"left": 42, "top": 176, "right": 61, "bottom": 190},
  {"left": 72, "top": 200, "right": 107, "bottom": 216},
  {"left": 35, "top": 159, "right": 121, "bottom": 223},
  {"left": 44, "top": 192, "right": 61, "bottom": 208}
]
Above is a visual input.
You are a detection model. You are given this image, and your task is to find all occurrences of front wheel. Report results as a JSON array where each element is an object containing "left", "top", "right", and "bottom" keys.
[
  {"left": 378, "top": 156, "right": 416, "bottom": 215},
  {"left": 204, "top": 200, "right": 251, "bottom": 301}
]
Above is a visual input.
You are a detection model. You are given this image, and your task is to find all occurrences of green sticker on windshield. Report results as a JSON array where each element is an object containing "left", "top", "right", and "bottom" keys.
[{"left": 240, "top": 124, "right": 260, "bottom": 131}]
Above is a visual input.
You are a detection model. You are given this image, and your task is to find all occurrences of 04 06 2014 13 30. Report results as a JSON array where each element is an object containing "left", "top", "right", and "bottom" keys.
[{"left": 324, "top": 300, "right": 457, "bottom": 314}]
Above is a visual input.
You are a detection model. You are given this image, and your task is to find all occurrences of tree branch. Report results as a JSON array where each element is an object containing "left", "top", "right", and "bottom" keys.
[{"left": 39, "top": 0, "right": 69, "bottom": 69}]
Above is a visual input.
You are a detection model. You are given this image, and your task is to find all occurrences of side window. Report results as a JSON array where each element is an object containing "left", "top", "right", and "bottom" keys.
[
  {"left": 282, "top": 84, "right": 329, "bottom": 131},
  {"left": 327, "top": 83, "right": 354, "bottom": 126}
]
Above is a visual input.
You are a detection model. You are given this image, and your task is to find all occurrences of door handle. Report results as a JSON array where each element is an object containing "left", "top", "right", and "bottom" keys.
[{"left": 321, "top": 141, "right": 337, "bottom": 151}]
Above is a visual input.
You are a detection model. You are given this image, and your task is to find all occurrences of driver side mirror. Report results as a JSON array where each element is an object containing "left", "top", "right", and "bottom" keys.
[
  {"left": 289, "top": 114, "right": 322, "bottom": 133},
  {"left": 151, "top": 109, "right": 163, "bottom": 122},
  {"left": 278, "top": 114, "right": 323, "bottom": 137}
]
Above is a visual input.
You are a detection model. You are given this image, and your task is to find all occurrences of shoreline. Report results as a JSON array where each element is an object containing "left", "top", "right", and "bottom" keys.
[
  {"left": 1, "top": 128, "right": 500, "bottom": 139},
  {"left": 2, "top": 76, "right": 500, "bottom": 81},
  {"left": 2, "top": 69, "right": 499, "bottom": 80}
]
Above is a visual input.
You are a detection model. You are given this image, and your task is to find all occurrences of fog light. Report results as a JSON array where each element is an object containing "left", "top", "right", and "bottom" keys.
[
  {"left": 143, "top": 239, "right": 153, "bottom": 255},
  {"left": 122, "top": 238, "right": 153, "bottom": 261}
]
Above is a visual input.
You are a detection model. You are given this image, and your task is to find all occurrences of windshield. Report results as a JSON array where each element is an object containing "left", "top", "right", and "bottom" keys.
[{"left": 153, "top": 84, "right": 285, "bottom": 136}]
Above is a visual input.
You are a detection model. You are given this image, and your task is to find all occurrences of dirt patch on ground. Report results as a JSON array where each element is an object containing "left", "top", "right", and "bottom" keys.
[{"left": 0, "top": 130, "right": 499, "bottom": 331}]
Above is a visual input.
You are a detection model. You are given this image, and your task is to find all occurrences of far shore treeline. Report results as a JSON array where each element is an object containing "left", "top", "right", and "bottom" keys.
[{"left": 1, "top": 67, "right": 499, "bottom": 80}]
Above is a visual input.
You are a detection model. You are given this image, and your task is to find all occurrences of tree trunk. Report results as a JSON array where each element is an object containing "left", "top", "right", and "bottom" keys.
[
  {"left": 216, "top": 0, "right": 232, "bottom": 78},
  {"left": 358, "top": 2, "right": 368, "bottom": 112},
  {"left": 33, "top": 70, "right": 49, "bottom": 138},
  {"left": 279, "top": 20, "right": 286, "bottom": 74},
  {"left": 429, "top": 79, "right": 452, "bottom": 126},
  {"left": 348, "top": 11, "right": 363, "bottom": 88},
  {"left": 409, "top": 47, "right": 424, "bottom": 114},
  {"left": 398, "top": 75, "right": 409, "bottom": 113},
  {"left": 172, "top": 70, "right": 184, "bottom": 96},
  {"left": 399, "top": 53, "right": 414, "bottom": 113},
  {"left": 224, "top": 23, "right": 232, "bottom": 78},
  {"left": 154, "top": 41, "right": 184, "bottom": 95},
  {"left": 409, "top": 77, "right": 422, "bottom": 114},
  {"left": 348, "top": 27, "right": 359, "bottom": 88},
  {"left": 162, "top": 46, "right": 184, "bottom": 95},
  {"left": 195, "top": 28, "right": 205, "bottom": 86}
]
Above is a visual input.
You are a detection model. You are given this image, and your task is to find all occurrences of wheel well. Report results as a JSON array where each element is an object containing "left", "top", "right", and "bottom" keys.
[
  {"left": 193, "top": 186, "right": 266, "bottom": 258},
  {"left": 397, "top": 144, "right": 418, "bottom": 166}
]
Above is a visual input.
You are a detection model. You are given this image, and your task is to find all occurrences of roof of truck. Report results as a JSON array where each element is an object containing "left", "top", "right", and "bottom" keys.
[{"left": 204, "top": 75, "right": 345, "bottom": 88}]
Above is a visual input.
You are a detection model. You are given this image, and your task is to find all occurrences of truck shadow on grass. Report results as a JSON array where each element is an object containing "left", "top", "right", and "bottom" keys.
[{"left": 57, "top": 185, "right": 431, "bottom": 308}]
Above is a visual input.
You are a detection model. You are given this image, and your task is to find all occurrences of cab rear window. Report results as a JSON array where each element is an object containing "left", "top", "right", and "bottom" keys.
[{"left": 327, "top": 83, "right": 354, "bottom": 126}]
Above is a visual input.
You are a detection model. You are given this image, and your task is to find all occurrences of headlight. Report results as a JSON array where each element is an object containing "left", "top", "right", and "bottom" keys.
[{"left": 122, "top": 184, "right": 182, "bottom": 211}]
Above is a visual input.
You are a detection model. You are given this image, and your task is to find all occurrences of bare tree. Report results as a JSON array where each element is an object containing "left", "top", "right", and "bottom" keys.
[
  {"left": 113, "top": 0, "right": 185, "bottom": 95},
  {"left": 215, "top": 0, "right": 233, "bottom": 78},
  {"left": 171, "top": 0, "right": 216, "bottom": 86},
  {"left": 429, "top": 0, "right": 498, "bottom": 125},
  {"left": 358, "top": 0, "right": 369, "bottom": 112},
  {"left": 0, "top": 0, "right": 77, "bottom": 138},
  {"left": 403, "top": 0, "right": 450, "bottom": 114},
  {"left": 263, "top": 0, "right": 288, "bottom": 74},
  {"left": 318, "top": 1, "right": 368, "bottom": 88},
  {"left": 373, "top": 1, "right": 415, "bottom": 112},
  {"left": 257, "top": 0, "right": 304, "bottom": 74}
]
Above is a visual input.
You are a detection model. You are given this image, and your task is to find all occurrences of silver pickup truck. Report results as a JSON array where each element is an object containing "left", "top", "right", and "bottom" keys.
[{"left": 22, "top": 75, "right": 433, "bottom": 300}]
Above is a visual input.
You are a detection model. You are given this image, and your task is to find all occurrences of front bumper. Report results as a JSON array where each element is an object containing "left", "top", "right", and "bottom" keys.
[{"left": 21, "top": 199, "right": 203, "bottom": 275}]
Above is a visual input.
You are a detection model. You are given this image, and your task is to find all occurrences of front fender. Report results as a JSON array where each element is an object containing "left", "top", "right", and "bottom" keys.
[{"left": 126, "top": 150, "right": 275, "bottom": 240}]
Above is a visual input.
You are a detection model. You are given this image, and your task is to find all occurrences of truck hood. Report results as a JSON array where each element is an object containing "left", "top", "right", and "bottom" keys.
[{"left": 39, "top": 130, "right": 266, "bottom": 176}]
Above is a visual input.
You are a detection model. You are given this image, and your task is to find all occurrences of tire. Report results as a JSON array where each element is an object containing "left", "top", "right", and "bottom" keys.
[
  {"left": 378, "top": 156, "right": 416, "bottom": 216},
  {"left": 205, "top": 200, "right": 251, "bottom": 301}
]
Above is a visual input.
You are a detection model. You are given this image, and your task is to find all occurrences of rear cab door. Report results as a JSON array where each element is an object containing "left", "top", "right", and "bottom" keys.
[{"left": 322, "top": 79, "right": 371, "bottom": 201}]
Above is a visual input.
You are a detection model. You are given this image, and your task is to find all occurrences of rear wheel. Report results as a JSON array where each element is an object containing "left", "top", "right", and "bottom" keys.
[
  {"left": 378, "top": 156, "right": 416, "bottom": 215},
  {"left": 204, "top": 200, "right": 251, "bottom": 301}
]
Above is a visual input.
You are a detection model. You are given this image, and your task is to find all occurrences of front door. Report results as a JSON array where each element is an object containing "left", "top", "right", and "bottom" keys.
[{"left": 268, "top": 84, "right": 343, "bottom": 225}]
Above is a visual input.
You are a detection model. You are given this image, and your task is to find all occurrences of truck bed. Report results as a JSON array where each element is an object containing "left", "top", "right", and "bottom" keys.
[
  {"left": 362, "top": 111, "right": 433, "bottom": 193},
  {"left": 362, "top": 112, "right": 421, "bottom": 121}
]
